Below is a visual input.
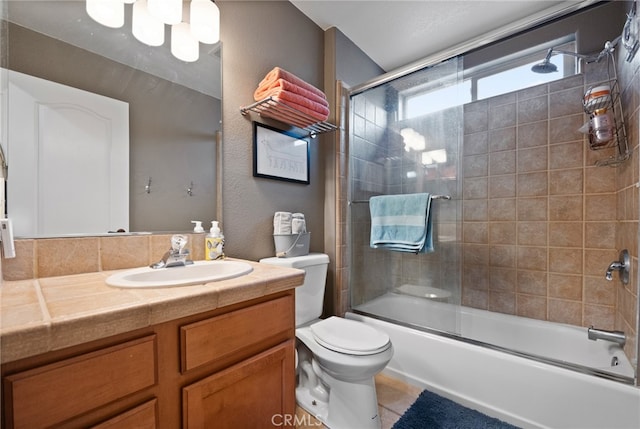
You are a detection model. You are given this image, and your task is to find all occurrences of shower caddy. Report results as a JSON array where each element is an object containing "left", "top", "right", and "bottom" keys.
[{"left": 583, "top": 40, "right": 631, "bottom": 167}]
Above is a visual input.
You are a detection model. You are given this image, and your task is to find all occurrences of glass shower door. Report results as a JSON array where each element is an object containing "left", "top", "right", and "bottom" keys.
[{"left": 348, "top": 57, "right": 463, "bottom": 337}]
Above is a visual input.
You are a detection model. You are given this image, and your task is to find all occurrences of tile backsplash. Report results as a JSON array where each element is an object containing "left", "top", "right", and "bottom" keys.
[{"left": 2, "top": 233, "right": 208, "bottom": 281}]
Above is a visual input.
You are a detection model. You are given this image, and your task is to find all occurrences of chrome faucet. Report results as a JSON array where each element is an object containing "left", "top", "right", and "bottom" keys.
[
  {"left": 605, "top": 249, "right": 630, "bottom": 284},
  {"left": 605, "top": 261, "right": 624, "bottom": 280},
  {"left": 588, "top": 326, "right": 626, "bottom": 347},
  {"left": 150, "top": 234, "right": 193, "bottom": 269}
]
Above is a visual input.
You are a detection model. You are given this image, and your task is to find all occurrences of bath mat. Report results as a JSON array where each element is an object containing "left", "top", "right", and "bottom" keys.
[{"left": 393, "top": 389, "right": 520, "bottom": 429}]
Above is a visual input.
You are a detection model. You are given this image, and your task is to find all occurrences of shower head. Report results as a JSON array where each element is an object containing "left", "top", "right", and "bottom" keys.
[
  {"left": 531, "top": 48, "right": 558, "bottom": 74},
  {"left": 531, "top": 60, "right": 558, "bottom": 74}
]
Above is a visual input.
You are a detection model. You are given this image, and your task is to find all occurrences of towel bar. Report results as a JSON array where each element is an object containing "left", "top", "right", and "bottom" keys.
[{"left": 348, "top": 195, "right": 451, "bottom": 205}]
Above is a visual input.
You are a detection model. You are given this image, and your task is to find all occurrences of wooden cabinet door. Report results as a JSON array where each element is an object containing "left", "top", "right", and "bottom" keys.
[
  {"left": 181, "top": 294, "right": 294, "bottom": 372},
  {"left": 91, "top": 399, "right": 158, "bottom": 429},
  {"left": 4, "top": 335, "right": 156, "bottom": 429},
  {"left": 182, "top": 340, "right": 295, "bottom": 429}
]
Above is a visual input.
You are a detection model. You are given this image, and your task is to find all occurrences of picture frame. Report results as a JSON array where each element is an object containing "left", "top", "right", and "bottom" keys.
[{"left": 253, "top": 122, "right": 310, "bottom": 184}]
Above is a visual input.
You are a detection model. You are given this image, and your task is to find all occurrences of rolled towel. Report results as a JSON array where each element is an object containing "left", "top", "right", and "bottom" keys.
[
  {"left": 256, "top": 67, "right": 326, "bottom": 102},
  {"left": 292, "top": 213, "right": 306, "bottom": 234},
  {"left": 274, "top": 211, "right": 292, "bottom": 235},
  {"left": 254, "top": 78, "right": 329, "bottom": 108}
]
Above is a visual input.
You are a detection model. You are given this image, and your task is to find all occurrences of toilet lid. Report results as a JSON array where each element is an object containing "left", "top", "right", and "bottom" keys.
[{"left": 310, "top": 317, "right": 390, "bottom": 355}]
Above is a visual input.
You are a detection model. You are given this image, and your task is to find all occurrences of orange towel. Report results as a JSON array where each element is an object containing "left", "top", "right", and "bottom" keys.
[
  {"left": 269, "top": 89, "right": 329, "bottom": 116},
  {"left": 254, "top": 78, "right": 329, "bottom": 108},
  {"left": 259, "top": 109, "right": 316, "bottom": 129},
  {"left": 255, "top": 67, "right": 326, "bottom": 101},
  {"left": 271, "top": 92, "right": 329, "bottom": 122}
]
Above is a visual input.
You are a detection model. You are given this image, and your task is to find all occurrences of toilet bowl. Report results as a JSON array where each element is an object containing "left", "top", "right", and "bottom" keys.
[
  {"left": 296, "top": 317, "right": 393, "bottom": 428},
  {"left": 260, "top": 254, "right": 393, "bottom": 429}
]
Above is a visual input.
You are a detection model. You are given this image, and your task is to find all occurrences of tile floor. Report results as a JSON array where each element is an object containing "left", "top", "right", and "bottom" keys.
[{"left": 296, "top": 373, "right": 421, "bottom": 429}]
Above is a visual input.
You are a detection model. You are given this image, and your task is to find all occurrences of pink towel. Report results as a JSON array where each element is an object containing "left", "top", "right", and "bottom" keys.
[
  {"left": 259, "top": 108, "right": 316, "bottom": 129},
  {"left": 254, "top": 78, "right": 329, "bottom": 108},
  {"left": 255, "top": 67, "right": 326, "bottom": 101},
  {"left": 269, "top": 91, "right": 329, "bottom": 122}
]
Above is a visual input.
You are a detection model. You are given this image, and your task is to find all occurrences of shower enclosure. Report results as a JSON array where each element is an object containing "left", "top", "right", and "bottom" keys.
[
  {"left": 346, "top": 5, "right": 639, "bottom": 384},
  {"left": 349, "top": 57, "right": 464, "bottom": 337}
]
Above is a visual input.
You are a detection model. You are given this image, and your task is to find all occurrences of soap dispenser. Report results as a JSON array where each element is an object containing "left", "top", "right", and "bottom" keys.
[
  {"left": 191, "top": 221, "right": 204, "bottom": 233},
  {"left": 205, "top": 221, "right": 225, "bottom": 260}
]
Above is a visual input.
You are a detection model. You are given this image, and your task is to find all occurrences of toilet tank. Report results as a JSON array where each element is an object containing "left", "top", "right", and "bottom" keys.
[{"left": 259, "top": 253, "right": 329, "bottom": 326}]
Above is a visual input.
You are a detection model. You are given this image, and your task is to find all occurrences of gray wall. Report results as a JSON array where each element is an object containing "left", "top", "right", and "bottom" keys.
[
  {"left": 334, "top": 27, "right": 385, "bottom": 87},
  {"left": 219, "top": 1, "right": 326, "bottom": 261},
  {"left": 464, "top": 1, "right": 625, "bottom": 69},
  {"left": 6, "top": 23, "right": 221, "bottom": 233}
]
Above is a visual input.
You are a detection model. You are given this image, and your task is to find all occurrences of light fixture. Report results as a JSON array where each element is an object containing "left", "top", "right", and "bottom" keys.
[
  {"left": 190, "top": 0, "right": 220, "bottom": 44},
  {"left": 86, "top": 0, "right": 125, "bottom": 29},
  {"left": 147, "top": 0, "right": 182, "bottom": 25},
  {"left": 421, "top": 149, "right": 447, "bottom": 165},
  {"left": 171, "top": 22, "right": 199, "bottom": 62},
  {"left": 86, "top": 0, "right": 220, "bottom": 63},
  {"left": 400, "top": 128, "right": 426, "bottom": 152},
  {"left": 132, "top": 0, "right": 165, "bottom": 47}
]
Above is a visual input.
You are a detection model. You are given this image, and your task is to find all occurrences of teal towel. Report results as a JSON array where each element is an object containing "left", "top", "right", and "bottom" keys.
[{"left": 369, "top": 193, "right": 433, "bottom": 253}]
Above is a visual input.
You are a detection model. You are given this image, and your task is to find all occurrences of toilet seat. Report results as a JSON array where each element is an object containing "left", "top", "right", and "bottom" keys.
[{"left": 310, "top": 316, "right": 390, "bottom": 355}]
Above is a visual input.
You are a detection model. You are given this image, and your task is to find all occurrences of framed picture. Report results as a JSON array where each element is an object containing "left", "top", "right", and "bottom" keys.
[{"left": 253, "top": 122, "right": 310, "bottom": 184}]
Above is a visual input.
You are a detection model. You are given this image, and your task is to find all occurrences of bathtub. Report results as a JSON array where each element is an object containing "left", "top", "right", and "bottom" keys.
[{"left": 347, "top": 293, "right": 640, "bottom": 429}]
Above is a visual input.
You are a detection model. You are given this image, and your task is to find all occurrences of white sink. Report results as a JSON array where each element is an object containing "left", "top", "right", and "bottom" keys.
[{"left": 106, "top": 260, "right": 254, "bottom": 288}]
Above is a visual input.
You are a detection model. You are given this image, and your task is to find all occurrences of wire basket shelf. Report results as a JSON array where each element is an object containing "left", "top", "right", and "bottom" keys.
[
  {"left": 240, "top": 97, "right": 338, "bottom": 137},
  {"left": 582, "top": 52, "right": 630, "bottom": 166}
]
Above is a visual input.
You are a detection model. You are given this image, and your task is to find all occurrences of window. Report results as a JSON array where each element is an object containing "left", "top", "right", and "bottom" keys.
[
  {"left": 401, "top": 37, "right": 577, "bottom": 119},
  {"left": 471, "top": 39, "right": 577, "bottom": 100},
  {"left": 405, "top": 80, "right": 471, "bottom": 118}
]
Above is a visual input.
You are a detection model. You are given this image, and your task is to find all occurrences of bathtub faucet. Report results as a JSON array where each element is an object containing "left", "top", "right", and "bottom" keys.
[
  {"left": 587, "top": 326, "right": 626, "bottom": 347},
  {"left": 604, "top": 249, "right": 630, "bottom": 284}
]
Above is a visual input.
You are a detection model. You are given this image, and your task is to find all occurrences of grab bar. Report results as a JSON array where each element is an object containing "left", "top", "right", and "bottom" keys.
[{"left": 349, "top": 195, "right": 451, "bottom": 205}]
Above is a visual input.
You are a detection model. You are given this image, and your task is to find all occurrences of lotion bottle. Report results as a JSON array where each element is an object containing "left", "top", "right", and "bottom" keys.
[{"left": 205, "top": 221, "right": 225, "bottom": 260}]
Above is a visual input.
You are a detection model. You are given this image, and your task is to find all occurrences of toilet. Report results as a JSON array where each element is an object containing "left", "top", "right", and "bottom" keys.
[{"left": 260, "top": 253, "right": 393, "bottom": 429}]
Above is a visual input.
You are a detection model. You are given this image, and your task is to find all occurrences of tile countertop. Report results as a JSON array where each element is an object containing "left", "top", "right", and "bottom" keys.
[{"left": 0, "top": 258, "right": 305, "bottom": 363}]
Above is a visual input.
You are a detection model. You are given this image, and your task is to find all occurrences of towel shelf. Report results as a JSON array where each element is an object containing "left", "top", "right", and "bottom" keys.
[
  {"left": 349, "top": 195, "right": 451, "bottom": 205},
  {"left": 240, "top": 97, "right": 338, "bottom": 137}
]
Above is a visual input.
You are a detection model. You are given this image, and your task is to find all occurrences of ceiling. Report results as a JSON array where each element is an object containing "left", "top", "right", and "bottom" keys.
[
  {"left": 5, "top": 1, "right": 594, "bottom": 93},
  {"left": 290, "top": 0, "right": 591, "bottom": 72}
]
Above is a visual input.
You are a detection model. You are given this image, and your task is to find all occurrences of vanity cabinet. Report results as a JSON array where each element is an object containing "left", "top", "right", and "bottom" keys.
[
  {"left": 183, "top": 341, "right": 294, "bottom": 428},
  {"left": 180, "top": 294, "right": 295, "bottom": 428},
  {"left": 1, "top": 291, "right": 296, "bottom": 429},
  {"left": 3, "top": 336, "right": 157, "bottom": 429}
]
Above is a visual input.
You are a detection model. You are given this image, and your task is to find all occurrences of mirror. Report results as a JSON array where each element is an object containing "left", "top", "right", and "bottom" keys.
[{"left": 1, "top": 0, "right": 222, "bottom": 237}]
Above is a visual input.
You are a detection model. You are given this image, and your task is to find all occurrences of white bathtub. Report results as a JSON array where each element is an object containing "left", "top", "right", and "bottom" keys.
[{"left": 348, "top": 293, "right": 640, "bottom": 429}]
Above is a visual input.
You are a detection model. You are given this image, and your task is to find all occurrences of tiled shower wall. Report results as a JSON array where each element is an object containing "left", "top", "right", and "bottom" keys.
[
  {"left": 462, "top": 60, "right": 638, "bottom": 363},
  {"left": 461, "top": 73, "right": 614, "bottom": 323},
  {"left": 349, "top": 67, "right": 462, "bottom": 309},
  {"left": 348, "top": 60, "right": 639, "bottom": 364},
  {"left": 616, "top": 45, "right": 639, "bottom": 364}
]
